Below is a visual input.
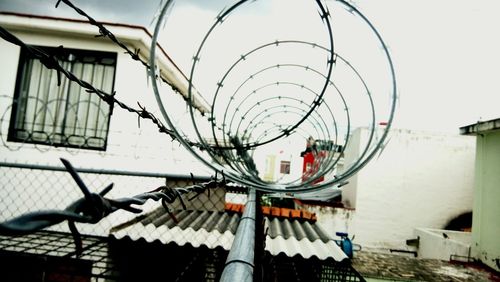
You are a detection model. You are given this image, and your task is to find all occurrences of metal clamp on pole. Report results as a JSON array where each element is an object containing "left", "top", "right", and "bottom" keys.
[{"left": 220, "top": 188, "right": 256, "bottom": 282}]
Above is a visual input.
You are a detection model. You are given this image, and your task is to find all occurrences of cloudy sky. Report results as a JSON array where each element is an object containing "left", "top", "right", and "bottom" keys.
[{"left": 1, "top": 0, "right": 499, "bottom": 134}]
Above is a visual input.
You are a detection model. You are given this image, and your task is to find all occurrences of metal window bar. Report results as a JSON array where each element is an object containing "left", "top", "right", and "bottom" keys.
[
  {"left": 0, "top": 230, "right": 235, "bottom": 281},
  {"left": 261, "top": 254, "right": 366, "bottom": 282},
  {"left": 8, "top": 46, "right": 117, "bottom": 150},
  {"left": 0, "top": 24, "right": 205, "bottom": 150}
]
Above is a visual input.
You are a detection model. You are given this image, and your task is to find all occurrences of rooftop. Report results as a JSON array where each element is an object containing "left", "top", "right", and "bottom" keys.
[
  {"left": 110, "top": 207, "right": 347, "bottom": 262},
  {"left": 460, "top": 117, "right": 500, "bottom": 135}
]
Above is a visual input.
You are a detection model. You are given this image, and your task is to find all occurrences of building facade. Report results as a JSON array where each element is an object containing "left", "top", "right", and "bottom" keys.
[
  {"left": 303, "top": 127, "right": 476, "bottom": 250},
  {"left": 0, "top": 12, "right": 213, "bottom": 236},
  {"left": 0, "top": 12, "right": 210, "bottom": 174}
]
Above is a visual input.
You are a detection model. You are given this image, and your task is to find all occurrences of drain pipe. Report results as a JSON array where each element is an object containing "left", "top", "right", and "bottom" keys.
[{"left": 220, "top": 188, "right": 256, "bottom": 282}]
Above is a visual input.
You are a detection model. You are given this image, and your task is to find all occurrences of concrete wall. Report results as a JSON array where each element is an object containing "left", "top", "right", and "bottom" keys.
[
  {"left": 415, "top": 228, "right": 471, "bottom": 260},
  {"left": 301, "top": 205, "right": 354, "bottom": 240},
  {"left": 472, "top": 130, "right": 500, "bottom": 272},
  {"left": 340, "top": 128, "right": 361, "bottom": 208},
  {"left": 308, "top": 128, "right": 476, "bottom": 250}
]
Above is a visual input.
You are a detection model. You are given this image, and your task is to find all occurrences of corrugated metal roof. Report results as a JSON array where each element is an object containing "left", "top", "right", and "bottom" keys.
[
  {"left": 266, "top": 217, "right": 327, "bottom": 241},
  {"left": 111, "top": 208, "right": 239, "bottom": 250},
  {"left": 264, "top": 217, "right": 347, "bottom": 261},
  {"left": 110, "top": 208, "right": 347, "bottom": 261}
]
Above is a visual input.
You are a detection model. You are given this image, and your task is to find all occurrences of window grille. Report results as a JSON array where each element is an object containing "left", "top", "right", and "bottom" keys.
[{"left": 8, "top": 46, "right": 117, "bottom": 150}]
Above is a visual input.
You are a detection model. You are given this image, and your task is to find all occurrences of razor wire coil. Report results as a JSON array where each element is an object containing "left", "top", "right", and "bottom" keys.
[{"left": 149, "top": 0, "right": 397, "bottom": 193}]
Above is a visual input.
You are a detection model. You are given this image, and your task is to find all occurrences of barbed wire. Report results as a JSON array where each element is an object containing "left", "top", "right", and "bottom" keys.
[
  {"left": 0, "top": 0, "right": 397, "bottom": 213},
  {"left": 55, "top": 0, "right": 151, "bottom": 70},
  {"left": 54, "top": 0, "right": 220, "bottom": 150},
  {"left": 0, "top": 3, "right": 398, "bottom": 272},
  {"left": 0, "top": 158, "right": 227, "bottom": 252},
  {"left": 0, "top": 0, "right": 234, "bottom": 242},
  {"left": 54, "top": 0, "right": 183, "bottom": 95},
  {"left": 147, "top": 0, "right": 396, "bottom": 192},
  {"left": 0, "top": 26, "right": 205, "bottom": 149}
]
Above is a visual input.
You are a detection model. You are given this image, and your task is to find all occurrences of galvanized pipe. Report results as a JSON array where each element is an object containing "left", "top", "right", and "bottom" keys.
[
  {"left": 220, "top": 188, "right": 256, "bottom": 282},
  {"left": 0, "top": 161, "right": 211, "bottom": 181}
]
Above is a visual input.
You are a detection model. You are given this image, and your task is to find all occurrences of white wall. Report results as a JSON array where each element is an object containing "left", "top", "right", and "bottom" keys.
[
  {"left": 470, "top": 129, "right": 500, "bottom": 272},
  {"left": 415, "top": 228, "right": 471, "bottom": 260},
  {"left": 303, "top": 128, "right": 476, "bottom": 250},
  {"left": 303, "top": 205, "right": 354, "bottom": 240}
]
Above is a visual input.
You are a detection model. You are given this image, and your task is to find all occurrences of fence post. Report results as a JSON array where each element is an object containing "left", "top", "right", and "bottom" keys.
[{"left": 220, "top": 188, "right": 256, "bottom": 282}]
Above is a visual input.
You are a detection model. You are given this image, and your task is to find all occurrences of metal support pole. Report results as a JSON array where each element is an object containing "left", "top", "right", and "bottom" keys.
[
  {"left": 220, "top": 188, "right": 256, "bottom": 282},
  {"left": 0, "top": 161, "right": 211, "bottom": 181}
]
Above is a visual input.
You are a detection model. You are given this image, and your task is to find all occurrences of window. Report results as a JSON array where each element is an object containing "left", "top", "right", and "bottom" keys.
[
  {"left": 8, "top": 46, "right": 117, "bottom": 150},
  {"left": 280, "top": 160, "right": 291, "bottom": 174}
]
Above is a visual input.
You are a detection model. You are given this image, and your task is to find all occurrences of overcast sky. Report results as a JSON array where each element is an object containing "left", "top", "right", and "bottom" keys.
[{"left": 1, "top": 0, "right": 499, "bottom": 134}]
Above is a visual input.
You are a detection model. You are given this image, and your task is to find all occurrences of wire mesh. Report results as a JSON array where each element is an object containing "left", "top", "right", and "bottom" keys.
[
  {"left": 0, "top": 162, "right": 230, "bottom": 240},
  {"left": 262, "top": 253, "right": 366, "bottom": 282},
  {"left": 0, "top": 230, "right": 116, "bottom": 281},
  {"left": 0, "top": 230, "right": 230, "bottom": 281},
  {"left": 0, "top": 161, "right": 242, "bottom": 280}
]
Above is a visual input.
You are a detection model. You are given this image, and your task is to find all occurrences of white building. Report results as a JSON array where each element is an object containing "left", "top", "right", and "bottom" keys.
[
  {"left": 0, "top": 12, "right": 214, "bottom": 234},
  {"left": 302, "top": 127, "right": 476, "bottom": 250},
  {"left": 0, "top": 12, "right": 211, "bottom": 174}
]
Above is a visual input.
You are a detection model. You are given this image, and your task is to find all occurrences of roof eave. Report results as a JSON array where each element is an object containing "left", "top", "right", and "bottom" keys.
[{"left": 459, "top": 118, "right": 500, "bottom": 136}]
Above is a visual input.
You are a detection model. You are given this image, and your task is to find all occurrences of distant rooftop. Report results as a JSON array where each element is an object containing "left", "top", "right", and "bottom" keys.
[{"left": 460, "top": 117, "right": 500, "bottom": 135}]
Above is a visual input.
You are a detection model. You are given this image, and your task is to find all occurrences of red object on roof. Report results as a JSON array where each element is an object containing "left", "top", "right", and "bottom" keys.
[
  {"left": 225, "top": 203, "right": 317, "bottom": 222},
  {"left": 302, "top": 151, "right": 325, "bottom": 184}
]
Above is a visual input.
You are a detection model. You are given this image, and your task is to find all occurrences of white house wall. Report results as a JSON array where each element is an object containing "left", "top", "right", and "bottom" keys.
[
  {"left": 0, "top": 23, "right": 210, "bottom": 176},
  {"left": 0, "top": 19, "right": 214, "bottom": 236},
  {"left": 305, "top": 128, "right": 476, "bottom": 250}
]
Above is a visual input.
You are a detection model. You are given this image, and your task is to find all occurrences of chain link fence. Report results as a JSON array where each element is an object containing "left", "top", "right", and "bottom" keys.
[
  {"left": 0, "top": 160, "right": 243, "bottom": 281},
  {"left": 0, "top": 161, "right": 226, "bottom": 235},
  {"left": 0, "top": 161, "right": 368, "bottom": 282}
]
